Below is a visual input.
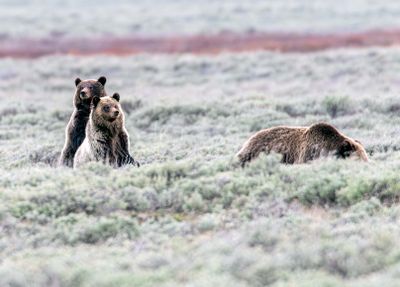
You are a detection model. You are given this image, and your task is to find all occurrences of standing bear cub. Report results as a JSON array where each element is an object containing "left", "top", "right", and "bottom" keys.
[
  {"left": 59, "top": 77, "right": 108, "bottom": 167},
  {"left": 73, "top": 93, "right": 139, "bottom": 168},
  {"left": 237, "top": 122, "right": 369, "bottom": 166}
]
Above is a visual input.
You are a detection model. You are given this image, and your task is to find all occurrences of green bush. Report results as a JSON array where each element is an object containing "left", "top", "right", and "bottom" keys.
[{"left": 322, "top": 95, "right": 352, "bottom": 118}]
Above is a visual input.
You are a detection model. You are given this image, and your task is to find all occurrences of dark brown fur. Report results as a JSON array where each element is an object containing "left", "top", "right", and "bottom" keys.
[
  {"left": 59, "top": 76, "right": 107, "bottom": 167},
  {"left": 237, "top": 122, "right": 369, "bottom": 167}
]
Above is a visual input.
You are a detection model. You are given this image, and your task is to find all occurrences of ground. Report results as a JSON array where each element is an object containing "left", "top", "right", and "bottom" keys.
[{"left": 1, "top": 1, "right": 400, "bottom": 287}]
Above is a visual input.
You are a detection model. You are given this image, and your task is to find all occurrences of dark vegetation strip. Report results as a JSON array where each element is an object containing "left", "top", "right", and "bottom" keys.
[{"left": 2, "top": 29, "right": 400, "bottom": 58}]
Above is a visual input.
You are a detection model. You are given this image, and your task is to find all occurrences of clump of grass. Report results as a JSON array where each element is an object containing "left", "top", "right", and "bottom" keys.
[
  {"left": 134, "top": 105, "right": 207, "bottom": 129},
  {"left": 337, "top": 173, "right": 400, "bottom": 206},
  {"left": 0, "top": 107, "right": 18, "bottom": 120},
  {"left": 322, "top": 95, "right": 352, "bottom": 118},
  {"left": 72, "top": 216, "right": 138, "bottom": 244},
  {"left": 276, "top": 100, "right": 321, "bottom": 118},
  {"left": 121, "top": 99, "right": 143, "bottom": 115},
  {"left": 295, "top": 173, "right": 345, "bottom": 206},
  {"left": 51, "top": 110, "right": 70, "bottom": 121},
  {"left": 29, "top": 146, "right": 60, "bottom": 166},
  {"left": 49, "top": 214, "right": 139, "bottom": 245}
]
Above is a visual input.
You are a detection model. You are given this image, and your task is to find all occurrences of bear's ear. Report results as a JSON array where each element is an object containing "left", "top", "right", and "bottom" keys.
[
  {"left": 75, "top": 78, "right": 82, "bottom": 87},
  {"left": 92, "top": 96, "right": 101, "bottom": 107},
  {"left": 97, "top": 76, "right": 107, "bottom": 86},
  {"left": 112, "top": 93, "right": 120, "bottom": 102}
]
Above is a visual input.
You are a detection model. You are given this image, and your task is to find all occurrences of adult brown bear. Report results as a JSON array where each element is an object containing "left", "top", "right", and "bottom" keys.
[{"left": 237, "top": 122, "right": 369, "bottom": 167}]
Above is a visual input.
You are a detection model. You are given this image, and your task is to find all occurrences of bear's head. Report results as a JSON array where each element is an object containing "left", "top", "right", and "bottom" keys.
[
  {"left": 74, "top": 76, "right": 107, "bottom": 109},
  {"left": 336, "top": 139, "right": 369, "bottom": 162},
  {"left": 91, "top": 93, "right": 123, "bottom": 125}
]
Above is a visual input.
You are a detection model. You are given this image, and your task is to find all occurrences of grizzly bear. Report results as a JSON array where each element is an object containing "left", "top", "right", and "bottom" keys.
[
  {"left": 59, "top": 77, "right": 136, "bottom": 167},
  {"left": 237, "top": 122, "right": 369, "bottom": 167},
  {"left": 73, "top": 93, "right": 140, "bottom": 168},
  {"left": 59, "top": 76, "right": 108, "bottom": 167}
]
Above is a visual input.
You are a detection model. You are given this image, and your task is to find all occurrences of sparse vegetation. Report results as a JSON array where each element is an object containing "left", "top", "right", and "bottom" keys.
[
  {"left": 1, "top": 47, "right": 400, "bottom": 286},
  {"left": 2, "top": 2, "right": 400, "bottom": 286},
  {"left": 323, "top": 95, "right": 352, "bottom": 118}
]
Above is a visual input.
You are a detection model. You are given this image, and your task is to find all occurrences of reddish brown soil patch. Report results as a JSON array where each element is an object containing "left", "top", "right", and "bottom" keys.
[{"left": 2, "top": 29, "right": 400, "bottom": 58}]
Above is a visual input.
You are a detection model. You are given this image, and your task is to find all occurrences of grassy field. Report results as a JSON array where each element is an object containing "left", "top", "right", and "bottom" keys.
[
  {"left": 1, "top": 48, "right": 400, "bottom": 286},
  {"left": 2, "top": 0, "right": 400, "bottom": 286}
]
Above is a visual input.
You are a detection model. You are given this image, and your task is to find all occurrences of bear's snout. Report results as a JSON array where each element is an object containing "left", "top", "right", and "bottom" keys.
[
  {"left": 79, "top": 87, "right": 92, "bottom": 99},
  {"left": 114, "top": 110, "right": 120, "bottom": 117}
]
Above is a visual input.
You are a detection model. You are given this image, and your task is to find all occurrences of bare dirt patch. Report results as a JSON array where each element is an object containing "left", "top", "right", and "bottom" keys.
[{"left": 3, "top": 29, "right": 400, "bottom": 58}]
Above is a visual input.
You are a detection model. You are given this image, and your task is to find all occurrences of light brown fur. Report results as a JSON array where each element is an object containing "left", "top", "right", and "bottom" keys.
[
  {"left": 73, "top": 93, "right": 132, "bottom": 168},
  {"left": 237, "top": 122, "right": 369, "bottom": 166}
]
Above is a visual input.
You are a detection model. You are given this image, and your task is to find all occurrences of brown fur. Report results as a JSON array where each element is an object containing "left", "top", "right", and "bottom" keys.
[
  {"left": 237, "top": 122, "right": 369, "bottom": 167},
  {"left": 73, "top": 93, "right": 139, "bottom": 168},
  {"left": 59, "top": 76, "right": 107, "bottom": 167}
]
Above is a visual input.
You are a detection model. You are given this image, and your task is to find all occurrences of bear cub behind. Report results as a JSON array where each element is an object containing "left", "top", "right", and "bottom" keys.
[
  {"left": 59, "top": 76, "right": 107, "bottom": 167},
  {"left": 73, "top": 93, "right": 139, "bottom": 168}
]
